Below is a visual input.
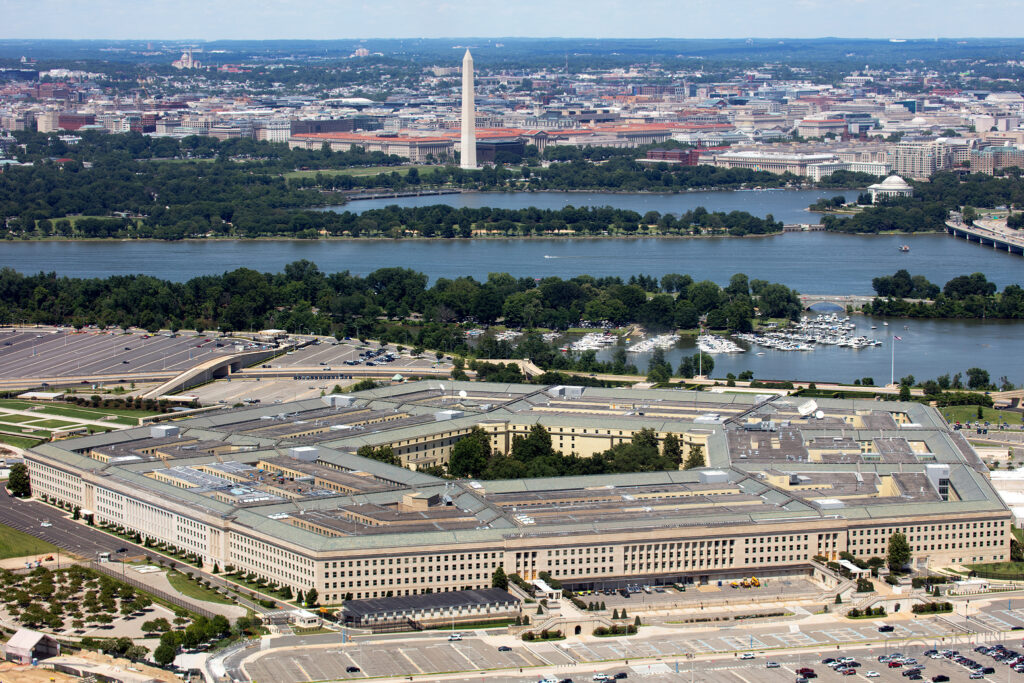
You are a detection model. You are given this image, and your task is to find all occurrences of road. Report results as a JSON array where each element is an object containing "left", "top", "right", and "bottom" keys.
[
  {"left": 0, "top": 492, "right": 271, "bottom": 615},
  {"left": 0, "top": 489, "right": 120, "bottom": 559}
]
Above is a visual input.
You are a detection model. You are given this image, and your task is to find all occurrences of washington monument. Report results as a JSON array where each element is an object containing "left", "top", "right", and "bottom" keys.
[{"left": 460, "top": 49, "right": 477, "bottom": 169}]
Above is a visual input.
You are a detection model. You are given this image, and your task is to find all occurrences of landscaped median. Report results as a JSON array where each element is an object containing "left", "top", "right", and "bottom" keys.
[{"left": 593, "top": 624, "right": 638, "bottom": 637}]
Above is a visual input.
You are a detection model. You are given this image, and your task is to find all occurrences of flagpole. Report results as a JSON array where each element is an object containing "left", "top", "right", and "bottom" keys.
[{"left": 891, "top": 337, "right": 895, "bottom": 387}]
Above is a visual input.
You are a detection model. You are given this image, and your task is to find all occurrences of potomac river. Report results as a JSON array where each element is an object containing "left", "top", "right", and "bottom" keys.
[{"left": 0, "top": 189, "right": 1021, "bottom": 383}]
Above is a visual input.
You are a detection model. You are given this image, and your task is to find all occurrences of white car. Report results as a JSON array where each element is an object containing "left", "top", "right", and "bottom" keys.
[
  {"left": 40, "top": 521, "right": 52, "bottom": 527},
  {"left": 447, "top": 633, "right": 462, "bottom": 641},
  {"left": 740, "top": 653, "right": 755, "bottom": 660},
  {"left": 593, "top": 676, "right": 611, "bottom": 682},
  {"left": 866, "top": 672, "right": 880, "bottom": 678}
]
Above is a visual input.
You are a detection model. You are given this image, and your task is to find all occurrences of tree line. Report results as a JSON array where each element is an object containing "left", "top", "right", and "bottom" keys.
[
  {"left": 315, "top": 204, "right": 783, "bottom": 238},
  {"left": 864, "top": 270, "right": 1024, "bottom": 319},
  {"left": 0, "top": 263, "right": 802, "bottom": 340}
]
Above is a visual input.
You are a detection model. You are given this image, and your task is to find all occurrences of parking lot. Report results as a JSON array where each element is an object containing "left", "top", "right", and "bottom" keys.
[
  {"left": 244, "top": 610, "right": 1010, "bottom": 683},
  {"left": 0, "top": 328, "right": 263, "bottom": 381},
  {"left": 268, "top": 338, "right": 447, "bottom": 373},
  {"left": 184, "top": 377, "right": 358, "bottom": 406},
  {"left": 244, "top": 631, "right": 1024, "bottom": 683},
  {"left": 246, "top": 633, "right": 556, "bottom": 682},
  {"left": 580, "top": 577, "right": 821, "bottom": 613}
]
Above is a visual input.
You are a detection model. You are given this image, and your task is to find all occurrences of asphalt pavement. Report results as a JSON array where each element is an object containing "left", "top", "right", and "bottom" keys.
[{"left": 0, "top": 490, "right": 119, "bottom": 559}]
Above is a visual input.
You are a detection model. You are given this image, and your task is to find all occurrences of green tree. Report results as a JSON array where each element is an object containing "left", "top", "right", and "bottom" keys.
[
  {"left": 491, "top": 566, "right": 509, "bottom": 591},
  {"left": 355, "top": 444, "right": 400, "bottom": 467},
  {"left": 887, "top": 532, "right": 911, "bottom": 572},
  {"left": 646, "top": 347, "right": 672, "bottom": 383},
  {"left": 304, "top": 588, "right": 318, "bottom": 606},
  {"left": 448, "top": 426, "right": 492, "bottom": 478},
  {"left": 154, "top": 643, "right": 176, "bottom": 667},
  {"left": 7, "top": 463, "right": 30, "bottom": 497},
  {"left": 899, "top": 384, "right": 911, "bottom": 401},
  {"left": 662, "top": 433, "right": 682, "bottom": 467},
  {"left": 684, "top": 444, "right": 705, "bottom": 470}
]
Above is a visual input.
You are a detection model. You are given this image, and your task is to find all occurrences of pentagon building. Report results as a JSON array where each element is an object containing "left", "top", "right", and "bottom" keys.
[{"left": 25, "top": 381, "right": 1009, "bottom": 605}]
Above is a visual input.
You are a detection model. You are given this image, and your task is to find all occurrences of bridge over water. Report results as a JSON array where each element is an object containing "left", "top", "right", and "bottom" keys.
[
  {"left": 946, "top": 219, "right": 1024, "bottom": 255},
  {"left": 798, "top": 294, "right": 876, "bottom": 310}
]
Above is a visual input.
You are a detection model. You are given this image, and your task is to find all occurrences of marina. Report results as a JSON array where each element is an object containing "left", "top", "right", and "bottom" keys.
[
  {"left": 697, "top": 334, "right": 744, "bottom": 354},
  {"left": 733, "top": 314, "right": 883, "bottom": 352},
  {"left": 627, "top": 333, "right": 681, "bottom": 353},
  {"left": 567, "top": 331, "right": 619, "bottom": 351}
]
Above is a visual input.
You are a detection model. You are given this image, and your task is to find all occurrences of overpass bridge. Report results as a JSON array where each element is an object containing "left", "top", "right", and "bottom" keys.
[
  {"left": 141, "top": 346, "right": 282, "bottom": 399},
  {"left": 946, "top": 219, "right": 1024, "bottom": 255},
  {"left": 993, "top": 388, "right": 1024, "bottom": 409}
]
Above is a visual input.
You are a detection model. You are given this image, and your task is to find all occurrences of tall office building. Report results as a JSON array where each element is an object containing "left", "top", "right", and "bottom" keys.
[{"left": 460, "top": 49, "right": 477, "bottom": 169}]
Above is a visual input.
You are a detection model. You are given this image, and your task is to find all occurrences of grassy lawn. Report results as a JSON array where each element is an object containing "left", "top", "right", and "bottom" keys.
[
  {"left": 940, "top": 405, "right": 1024, "bottom": 425},
  {"left": 0, "top": 415, "right": 40, "bottom": 424},
  {"left": 166, "top": 570, "right": 236, "bottom": 606},
  {"left": 26, "top": 419, "right": 78, "bottom": 429},
  {"left": 0, "top": 400, "right": 35, "bottom": 410},
  {"left": 0, "top": 434, "right": 45, "bottom": 449},
  {"left": 0, "top": 399, "right": 157, "bottom": 422},
  {"left": 0, "top": 428, "right": 51, "bottom": 439},
  {"left": 0, "top": 522, "right": 59, "bottom": 560},
  {"left": 283, "top": 165, "right": 429, "bottom": 180},
  {"left": 36, "top": 406, "right": 147, "bottom": 421},
  {"left": 966, "top": 561, "right": 1024, "bottom": 578},
  {"left": 1013, "top": 526, "right": 1024, "bottom": 544}
]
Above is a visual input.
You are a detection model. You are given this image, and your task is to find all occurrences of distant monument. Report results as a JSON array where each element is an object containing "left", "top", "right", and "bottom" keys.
[
  {"left": 460, "top": 49, "right": 477, "bottom": 169},
  {"left": 172, "top": 47, "right": 201, "bottom": 70}
]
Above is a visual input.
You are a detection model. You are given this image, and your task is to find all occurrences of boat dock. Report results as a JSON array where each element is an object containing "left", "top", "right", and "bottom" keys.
[{"left": 945, "top": 219, "right": 1024, "bottom": 255}]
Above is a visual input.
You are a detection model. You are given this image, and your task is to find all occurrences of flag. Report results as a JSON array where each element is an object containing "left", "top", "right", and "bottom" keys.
[{"left": 893, "top": 335, "right": 902, "bottom": 341}]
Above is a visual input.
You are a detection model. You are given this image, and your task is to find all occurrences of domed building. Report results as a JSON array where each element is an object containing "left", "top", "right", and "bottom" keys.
[{"left": 867, "top": 175, "right": 913, "bottom": 204}]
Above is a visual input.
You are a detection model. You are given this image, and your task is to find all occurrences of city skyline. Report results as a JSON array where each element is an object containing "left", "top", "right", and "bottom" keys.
[{"left": 3, "top": 0, "right": 1024, "bottom": 41}]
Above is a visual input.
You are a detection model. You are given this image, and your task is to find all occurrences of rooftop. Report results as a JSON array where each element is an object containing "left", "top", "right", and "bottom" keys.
[{"left": 30, "top": 381, "right": 1007, "bottom": 553}]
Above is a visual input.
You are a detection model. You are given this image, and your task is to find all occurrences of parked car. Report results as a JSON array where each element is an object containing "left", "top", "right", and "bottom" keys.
[
  {"left": 498, "top": 646, "right": 512, "bottom": 652},
  {"left": 767, "top": 662, "right": 780, "bottom": 669}
]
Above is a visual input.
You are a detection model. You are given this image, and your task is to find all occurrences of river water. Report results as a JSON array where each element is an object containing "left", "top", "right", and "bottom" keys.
[
  {"left": 0, "top": 189, "right": 1020, "bottom": 383},
  {"left": 557, "top": 317, "right": 1022, "bottom": 386}
]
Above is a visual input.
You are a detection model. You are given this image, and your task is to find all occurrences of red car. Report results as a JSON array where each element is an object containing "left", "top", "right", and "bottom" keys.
[
  {"left": 889, "top": 662, "right": 903, "bottom": 668},
  {"left": 841, "top": 669, "right": 856, "bottom": 676}
]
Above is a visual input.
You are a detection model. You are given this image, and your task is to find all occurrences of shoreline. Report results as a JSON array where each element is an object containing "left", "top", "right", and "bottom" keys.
[
  {"left": 339, "top": 184, "right": 865, "bottom": 200},
  {"left": 1, "top": 230, "right": 944, "bottom": 244}
]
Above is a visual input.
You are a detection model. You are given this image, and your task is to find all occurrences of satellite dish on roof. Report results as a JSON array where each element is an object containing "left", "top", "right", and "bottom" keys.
[
  {"left": 814, "top": 410, "right": 825, "bottom": 420},
  {"left": 459, "top": 390, "right": 467, "bottom": 398}
]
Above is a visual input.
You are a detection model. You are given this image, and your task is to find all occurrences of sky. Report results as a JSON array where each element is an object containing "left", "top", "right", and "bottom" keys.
[{"left": 3, "top": 0, "right": 1024, "bottom": 41}]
